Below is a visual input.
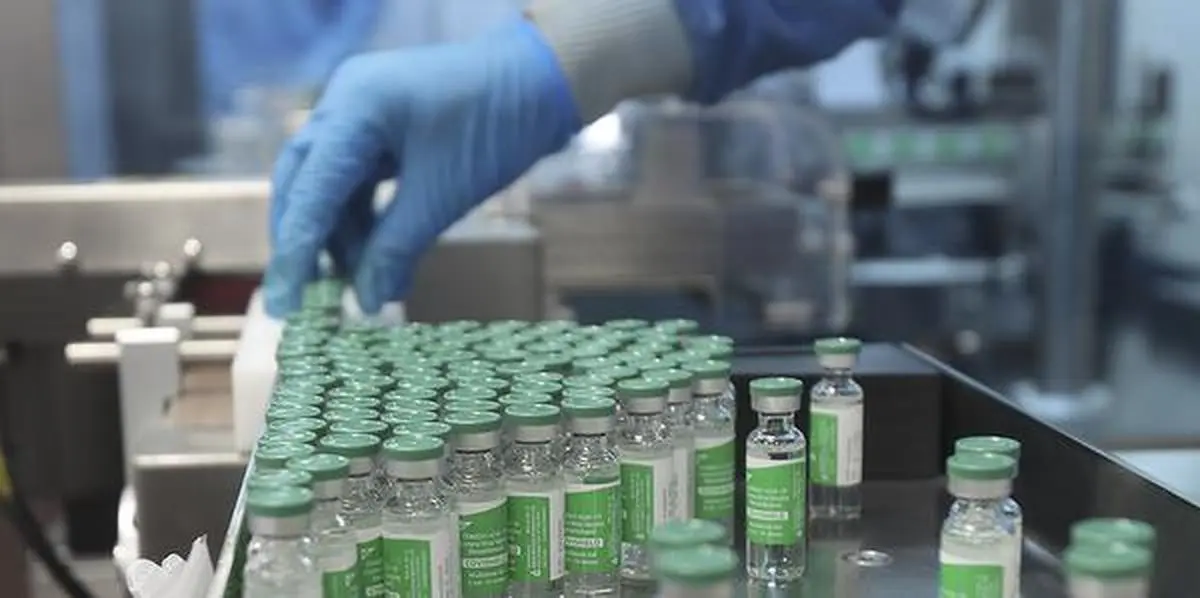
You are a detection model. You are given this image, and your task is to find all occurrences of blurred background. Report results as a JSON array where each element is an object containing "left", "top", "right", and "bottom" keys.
[{"left": 2, "top": 0, "right": 1200, "bottom": 595}]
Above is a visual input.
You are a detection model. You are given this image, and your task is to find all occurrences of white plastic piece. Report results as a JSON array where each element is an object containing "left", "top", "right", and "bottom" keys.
[
  {"left": 157, "top": 302, "right": 196, "bottom": 338},
  {"left": 341, "top": 287, "right": 407, "bottom": 326},
  {"left": 231, "top": 291, "right": 282, "bottom": 452},
  {"left": 124, "top": 535, "right": 213, "bottom": 598}
]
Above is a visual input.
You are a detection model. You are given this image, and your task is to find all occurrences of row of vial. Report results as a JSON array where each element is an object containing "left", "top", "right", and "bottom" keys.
[{"left": 242, "top": 336, "right": 868, "bottom": 597}]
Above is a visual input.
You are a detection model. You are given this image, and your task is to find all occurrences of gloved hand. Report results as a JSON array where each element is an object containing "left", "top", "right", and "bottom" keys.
[{"left": 265, "top": 18, "right": 581, "bottom": 316}]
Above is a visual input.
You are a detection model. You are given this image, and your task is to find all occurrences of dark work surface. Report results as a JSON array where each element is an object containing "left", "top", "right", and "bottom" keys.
[{"left": 619, "top": 480, "right": 1065, "bottom": 598}]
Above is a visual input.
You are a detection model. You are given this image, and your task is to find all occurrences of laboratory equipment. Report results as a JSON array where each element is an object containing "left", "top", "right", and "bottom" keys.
[
  {"left": 503, "top": 404, "right": 566, "bottom": 597},
  {"left": 561, "top": 397, "right": 622, "bottom": 596},
  {"left": 684, "top": 360, "right": 736, "bottom": 537},
  {"left": 745, "top": 377, "right": 808, "bottom": 583},
  {"left": 939, "top": 452, "right": 1021, "bottom": 598},
  {"left": 809, "top": 337, "right": 864, "bottom": 521},
  {"left": 445, "top": 411, "right": 508, "bottom": 597},
  {"left": 380, "top": 435, "right": 458, "bottom": 598},
  {"left": 616, "top": 377, "right": 675, "bottom": 581}
]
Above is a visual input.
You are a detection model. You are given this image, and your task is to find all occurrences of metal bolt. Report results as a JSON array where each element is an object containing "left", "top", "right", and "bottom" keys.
[{"left": 55, "top": 242, "right": 78, "bottom": 268}]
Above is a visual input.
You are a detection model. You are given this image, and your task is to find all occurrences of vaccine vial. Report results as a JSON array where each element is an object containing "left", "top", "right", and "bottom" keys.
[
  {"left": 745, "top": 377, "right": 808, "bottom": 583},
  {"left": 955, "top": 435, "right": 1024, "bottom": 570},
  {"left": 444, "top": 411, "right": 509, "bottom": 598},
  {"left": 380, "top": 435, "right": 459, "bottom": 598},
  {"left": 653, "top": 545, "right": 739, "bottom": 598},
  {"left": 561, "top": 397, "right": 622, "bottom": 596},
  {"left": 939, "top": 452, "right": 1020, "bottom": 598},
  {"left": 645, "top": 368, "right": 696, "bottom": 521},
  {"left": 1065, "top": 543, "right": 1152, "bottom": 598},
  {"left": 809, "top": 337, "right": 864, "bottom": 521},
  {"left": 684, "top": 360, "right": 737, "bottom": 539},
  {"left": 287, "top": 454, "right": 360, "bottom": 598},
  {"left": 503, "top": 404, "right": 567, "bottom": 597},
  {"left": 319, "top": 433, "right": 385, "bottom": 598},
  {"left": 243, "top": 487, "right": 321, "bottom": 598},
  {"left": 616, "top": 377, "right": 675, "bottom": 582}
]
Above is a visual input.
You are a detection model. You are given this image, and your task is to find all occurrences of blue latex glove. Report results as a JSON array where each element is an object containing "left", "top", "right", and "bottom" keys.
[{"left": 265, "top": 19, "right": 581, "bottom": 316}]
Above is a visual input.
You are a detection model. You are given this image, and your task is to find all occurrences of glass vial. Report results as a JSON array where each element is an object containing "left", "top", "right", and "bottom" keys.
[
  {"left": 319, "top": 433, "right": 385, "bottom": 598},
  {"left": 745, "top": 377, "right": 808, "bottom": 583},
  {"left": 939, "top": 452, "right": 1020, "bottom": 598},
  {"left": 684, "top": 360, "right": 737, "bottom": 539},
  {"left": 445, "top": 411, "right": 509, "bottom": 598},
  {"left": 1070, "top": 518, "right": 1156, "bottom": 556},
  {"left": 561, "top": 397, "right": 622, "bottom": 597},
  {"left": 648, "top": 519, "right": 728, "bottom": 572},
  {"left": 809, "top": 337, "right": 864, "bottom": 521},
  {"left": 503, "top": 404, "right": 567, "bottom": 597},
  {"left": 1065, "top": 543, "right": 1152, "bottom": 598},
  {"left": 287, "top": 454, "right": 360, "bottom": 598},
  {"left": 616, "top": 377, "right": 675, "bottom": 582},
  {"left": 243, "top": 487, "right": 321, "bottom": 598},
  {"left": 653, "top": 545, "right": 739, "bottom": 598},
  {"left": 955, "top": 435, "right": 1024, "bottom": 572},
  {"left": 645, "top": 368, "right": 696, "bottom": 521},
  {"left": 380, "top": 435, "right": 459, "bottom": 598}
]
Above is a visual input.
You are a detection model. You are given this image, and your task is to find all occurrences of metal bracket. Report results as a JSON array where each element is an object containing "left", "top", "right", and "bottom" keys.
[{"left": 114, "top": 327, "right": 180, "bottom": 480}]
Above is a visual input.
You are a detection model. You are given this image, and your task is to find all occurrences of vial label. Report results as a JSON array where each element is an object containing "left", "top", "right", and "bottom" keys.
[
  {"left": 810, "top": 404, "right": 863, "bottom": 487},
  {"left": 939, "top": 544, "right": 1018, "bottom": 598},
  {"left": 321, "top": 551, "right": 360, "bottom": 598},
  {"left": 508, "top": 489, "right": 566, "bottom": 582},
  {"left": 620, "top": 456, "right": 672, "bottom": 543},
  {"left": 382, "top": 526, "right": 457, "bottom": 598},
  {"left": 458, "top": 498, "right": 509, "bottom": 596},
  {"left": 693, "top": 436, "right": 735, "bottom": 522},
  {"left": 670, "top": 445, "right": 694, "bottom": 519},
  {"left": 564, "top": 478, "right": 620, "bottom": 573},
  {"left": 745, "top": 456, "right": 806, "bottom": 545},
  {"left": 357, "top": 527, "right": 385, "bottom": 597}
]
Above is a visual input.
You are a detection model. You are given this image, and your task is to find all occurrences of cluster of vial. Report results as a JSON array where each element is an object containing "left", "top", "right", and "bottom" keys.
[
  {"left": 241, "top": 279, "right": 742, "bottom": 597},
  {"left": 939, "top": 436, "right": 1157, "bottom": 598}
]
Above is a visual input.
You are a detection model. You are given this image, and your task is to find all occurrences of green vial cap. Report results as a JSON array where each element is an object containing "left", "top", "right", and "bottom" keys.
[
  {"left": 383, "top": 435, "right": 445, "bottom": 462},
  {"left": 444, "top": 387, "right": 500, "bottom": 403},
  {"left": 270, "top": 387, "right": 323, "bottom": 408},
  {"left": 246, "top": 487, "right": 314, "bottom": 519},
  {"left": 323, "top": 407, "right": 379, "bottom": 423},
  {"left": 500, "top": 393, "right": 554, "bottom": 407},
  {"left": 642, "top": 368, "right": 693, "bottom": 389},
  {"left": 257, "top": 430, "right": 318, "bottom": 446},
  {"left": 594, "top": 365, "right": 640, "bottom": 381},
  {"left": 684, "top": 359, "right": 732, "bottom": 381},
  {"left": 266, "top": 404, "right": 322, "bottom": 422},
  {"left": 749, "top": 377, "right": 801, "bottom": 397},
  {"left": 286, "top": 453, "right": 350, "bottom": 481},
  {"left": 510, "top": 380, "right": 563, "bottom": 398},
  {"left": 443, "top": 399, "right": 502, "bottom": 414},
  {"left": 686, "top": 335, "right": 734, "bottom": 347},
  {"left": 381, "top": 409, "right": 439, "bottom": 426},
  {"left": 247, "top": 469, "right": 313, "bottom": 491},
  {"left": 572, "top": 356, "right": 622, "bottom": 374},
  {"left": 495, "top": 361, "right": 547, "bottom": 379},
  {"left": 481, "top": 348, "right": 528, "bottom": 364},
  {"left": 636, "top": 357, "right": 678, "bottom": 372},
  {"left": 1070, "top": 518, "right": 1156, "bottom": 551},
  {"left": 384, "top": 399, "right": 440, "bottom": 414},
  {"left": 329, "top": 419, "right": 389, "bottom": 438},
  {"left": 513, "top": 371, "right": 565, "bottom": 386},
  {"left": 326, "top": 397, "right": 381, "bottom": 412},
  {"left": 267, "top": 417, "right": 327, "bottom": 435},
  {"left": 319, "top": 433, "right": 382, "bottom": 459},
  {"left": 654, "top": 545, "right": 739, "bottom": 586},
  {"left": 618, "top": 377, "right": 670, "bottom": 399},
  {"left": 814, "top": 337, "right": 863, "bottom": 355},
  {"left": 687, "top": 344, "right": 734, "bottom": 361},
  {"left": 524, "top": 354, "right": 573, "bottom": 373},
  {"left": 569, "top": 345, "right": 612, "bottom": 360},
  {"left": 460, "top": 376, "right": 510, "bottom": 393},
  {"left": 504, "top": 403, "right": 561, "bottom": 426},
  {"left": 383, "top": 387, "right": 440, "bottom": 404},
  {"left": 562, "top": 387, "right": 616, "bottom": 401},
  {"left": 649, "top": 519, "right": 729, "bottom": 552},
  {"left": 255, "top": 442, "right": 316, "bottom": 470},
  {"left": 446, "top": 359, "right": 497, "bottom": 373},
  {"left": 955, "top": 436, "right": 1022, "bottom": 462},
  {"left": 563, "top": 373, "right": 616, "bottom": 390},
  {"left": 946, "top": 452, "right": 1016, "bottom": 481},
  {"left": 562, "top": 397, "right": 617, "bottom": 418},
  {"left": 393, "top": 421, "right": 454, "bottom": 441},
  {"left": 444, "top": 411, "right": 503, "bottom": 434},
  {"left": 604, "top": 318, "right": 649, "bottom": 331},
  {"left": 1065, "top": 544, "right": 1152, "bottom": 580},
  {"left": 654, "top": 318, "right": 700, "bottom": 336}
]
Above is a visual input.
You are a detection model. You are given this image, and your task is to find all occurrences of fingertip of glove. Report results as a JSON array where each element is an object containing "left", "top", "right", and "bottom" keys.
[{"left": 354, "top": 260, "right": 413, "bottom": 316}]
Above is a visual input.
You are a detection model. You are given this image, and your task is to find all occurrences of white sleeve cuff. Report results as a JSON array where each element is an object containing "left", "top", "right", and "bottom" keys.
[{"left": 526, "top": 0, "right": 693, "bottom": 124}]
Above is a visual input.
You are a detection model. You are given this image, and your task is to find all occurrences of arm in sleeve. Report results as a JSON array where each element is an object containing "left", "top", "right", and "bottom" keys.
[{"left": 526, "top": 0, "right": 900, "bottom": 122}]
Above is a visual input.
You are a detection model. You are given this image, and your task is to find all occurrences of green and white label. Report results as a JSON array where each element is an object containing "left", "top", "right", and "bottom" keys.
[
  {"left": 810, "top": 403, "right": 863, "bottom": 487},
  {"left": 458, "top": 498, "right": 508, "bottom": 596},
  {"left": 382, "top": 524, "right": 456, "bottom": 598},
  {"left": 358, "top": 527, "right": 384, "bottom": 597},
  {"left": 694, "top": 435, "right": 735, "bottom": 522},
  {"left": 939, "top": 545, "right": 1018, "bottom": 598},
  {"left": 620, "top": 456, "right": 672, "bottom": 543},
  {"left": 670, "top": 443, "right": 694, "bottom": 520},
  {"left": 745, "top": 456, "right": 806, "bottom": 545},
  {"left": 321, "top": 550, "right": 359, "bottom": 598},
  {"left": 565, "top": 479, "right": 620, "bottom": 574},
  {"left": 508, "top": 489, "right": 565, "bottom": 582}
]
